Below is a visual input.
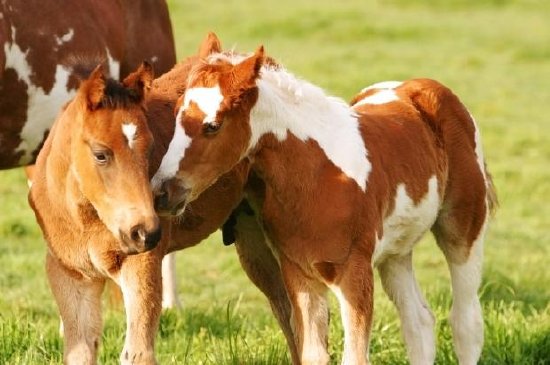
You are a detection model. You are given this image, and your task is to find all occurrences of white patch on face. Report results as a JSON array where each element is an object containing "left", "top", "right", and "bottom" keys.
[
  {"left": 151, "top": 108, "right": 192, "bottom": 190},
  {"left": 249, "top": 66, "right": 371, "bottom": 191},
  {"left": 55, "top": 28, "right": 74, "bottom": 46},
  {"left": 122, "top": 123, "right": 137, "bottom": 149},
  {"left": 354, "top": 89, "right": 400, "bottom": 106},
  {"left": 372, "top": 176, "right": 440, "bottom": 266},
  {"left": 183, "top": 86, "right": 224, "bottom": 124},
  {"left": 4, "top": 27, "right": 76, "bottom": 164}
]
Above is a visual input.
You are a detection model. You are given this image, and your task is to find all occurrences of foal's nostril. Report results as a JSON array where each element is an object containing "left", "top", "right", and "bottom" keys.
[
  {"left": 154, "top": 189, "right": 169, "bottom": 211},
  {"left": 130, "top": 224, "right": 146, "bottom": 243},
  {"left": 144, "top": 225, "right": 162, "bottom": 250}
]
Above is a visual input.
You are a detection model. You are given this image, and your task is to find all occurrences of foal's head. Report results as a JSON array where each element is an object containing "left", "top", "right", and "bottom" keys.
[
  {"left": 70, "top": 63, "right": 160, "bottom": 253},
  {"left": 152, "top": 38, "right": 265, "bottom": 215},
  {"left": 153, "top": 35, "right": 264, "bottom": 215}
]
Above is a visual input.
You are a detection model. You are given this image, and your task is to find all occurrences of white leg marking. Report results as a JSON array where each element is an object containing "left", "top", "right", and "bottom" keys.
[
  {"left": 105, "top": 48, "right": 121, "bottom": 80},
  {"left": 122, "top": 123, "right": 137, "bottom": 149},
  {"left": 330, "top": 285, "right": 370, "bottom": 365},
  {"left": 378, "top": 254, "right": 436, "bottom": 365},
  {"left": 161, "top": 252, "right": 181, "bottom": 309},
  {"left": 448, "top": 220, "right": 487, "bottom": 365},
  {"left": 295, "top": 290, "right": 330, "bottom": 364}
]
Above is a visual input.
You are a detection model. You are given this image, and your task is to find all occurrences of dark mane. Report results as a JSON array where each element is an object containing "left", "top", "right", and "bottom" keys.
[{"left": 100, "top": 78, "right": 143, "bottom": 109}]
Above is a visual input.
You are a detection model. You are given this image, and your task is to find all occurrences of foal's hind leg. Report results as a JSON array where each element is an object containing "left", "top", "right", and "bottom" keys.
[
  {"left": 377, "top": 253, "right": 436, "bottom": 365},
  {"left": 433, "top": 213, "right": 487, "bottom": 365},
  {"left": 233, "top": 212, "right": 300, "bottom": 364},
  {"left": 117, "top": 250, "right": 163, "bottom": 365},
  {"left": 46, "top": 252, "right": 104, "bottom": 365}
]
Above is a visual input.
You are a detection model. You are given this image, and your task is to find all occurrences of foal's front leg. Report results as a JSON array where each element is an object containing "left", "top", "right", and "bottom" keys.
[
  {"left": 117, "top": 251, "right": 163, "bottom": 365},
  {"left": 46, "top": 252, "right": 105, "bottom": 365},
  {"left": 280, "top": 257, "right": 330, "bottom": 365},
  {"left": 233, "top": 212, "right": 300, "bottom": 364}
]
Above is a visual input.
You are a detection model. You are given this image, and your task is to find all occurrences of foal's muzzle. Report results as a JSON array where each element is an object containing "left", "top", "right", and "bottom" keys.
[
  {"left": 119, "top": 217, "right": 161, "bottom": 254},
  {"left": 154, "top": 178, "right": 189, "bottom": 217}
]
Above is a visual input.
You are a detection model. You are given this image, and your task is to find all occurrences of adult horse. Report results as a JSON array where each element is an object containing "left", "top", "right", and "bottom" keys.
[
  {"left": 0, "top": 0, "right": 176, "bottom": 168},
  {"left": 153, "top": 44, "right": 497, "bottom": 364},
  {"left": 1, "top": 0, "right": 182, "bottom": 309}
]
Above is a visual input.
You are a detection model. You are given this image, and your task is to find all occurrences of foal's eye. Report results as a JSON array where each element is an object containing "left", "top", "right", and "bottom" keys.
[
  {"left": 93, "top": 151, "right": 111, "bottom": 165},
  {"left": 203, "top": 121, "right": 221, "bottom": 135}
]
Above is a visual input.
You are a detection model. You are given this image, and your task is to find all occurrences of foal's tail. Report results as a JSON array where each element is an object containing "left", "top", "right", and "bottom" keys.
[{"left": 484, "top": 164, "right": 499, "bottom": 216}]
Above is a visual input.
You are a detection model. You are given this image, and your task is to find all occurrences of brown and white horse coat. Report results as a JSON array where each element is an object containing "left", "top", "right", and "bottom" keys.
[
  {"left": 0, "top": 0, "right": 176, "bottom": 169},
  {"left": 154, "top": 45, "right": 496, "bottom": 365}
]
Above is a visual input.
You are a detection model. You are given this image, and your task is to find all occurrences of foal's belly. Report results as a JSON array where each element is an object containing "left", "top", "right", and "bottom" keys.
[{"left": 372, "top": 176, "right": 440, "bottom": 266}]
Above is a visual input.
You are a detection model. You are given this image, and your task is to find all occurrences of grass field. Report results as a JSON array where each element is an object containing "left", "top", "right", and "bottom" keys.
[{"left": 1, "top": 0, "right": 549, "bottom": 363}]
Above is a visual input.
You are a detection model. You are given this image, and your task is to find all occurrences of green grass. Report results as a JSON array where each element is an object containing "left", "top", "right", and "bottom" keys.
[{"left": 1, "top": 0, "right": 549, "bottom": 363}]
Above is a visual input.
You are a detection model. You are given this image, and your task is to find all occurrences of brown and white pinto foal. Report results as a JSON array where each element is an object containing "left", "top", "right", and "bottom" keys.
[
  {"left": 29, "top": 63, "right": 162, "bottom": 365},
  {"left": 154, "top": 46, "right": 497, "bottom": 364}
]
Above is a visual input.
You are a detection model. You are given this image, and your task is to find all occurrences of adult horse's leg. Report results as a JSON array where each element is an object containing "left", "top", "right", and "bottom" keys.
[
  {"left": 46, "top": 252, "right": 104, "bottom": 365},
  {"left": 377, "top": 253, "right": 436, "bottom": 365},
  {"left": 233, "top": 211, "right": 299, "bottom": 364},
  {"left": 161, "top": 252, "right": 181, "bottom": 309},
  {"left": 329, "top": 249, "right": 374, "bottom": 365},
  {"left": 118, "top": 250, "right": 163, "bottom": 365},
  {"left": 280, "top": 257, "right": 330, "bottom": 365}
]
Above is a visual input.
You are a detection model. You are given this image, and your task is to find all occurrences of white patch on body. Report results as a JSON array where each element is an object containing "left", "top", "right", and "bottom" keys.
[
  {"left": 354, "top": 89, "right": 400, "bottom": 106},
  {"left": 372, "top": 176, "right": 440, "bottom": 266},
  {"left": 122, "top": 123, "right": 137, "bottom": 149},
  {"left": 447, "top": 211, "right": 487, "bottom": 364},
  {"left": 55, "top": 28, "right": 74, "bottom": 46},
  {"left": 360, "top": 80, "right": 402, "bottom": 93},
  {"left": 151, "top": 108, "right": 192, "bottom": 189},
  {"left": 248, "top": 64, "right": 370, "bottom": 191},
  {"left": 182, "top": 86, "right": 224, "bottom": 124},
  {"left": 4, "top": 27, "right": 76, "bottom": 164}
]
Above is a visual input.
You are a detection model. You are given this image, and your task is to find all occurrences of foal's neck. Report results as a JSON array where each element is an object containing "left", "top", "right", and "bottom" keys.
[{"left": 248, "top": 66, "right": 370, "bottom": 191}]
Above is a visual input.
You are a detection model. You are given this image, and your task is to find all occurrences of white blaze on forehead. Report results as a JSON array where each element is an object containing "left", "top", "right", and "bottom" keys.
[
  {"left": 151, "top": 108, "right": 192, "bottom": 189},
  {"left": 122, "top": 123, "right": 137, "bottom": 149},
  {"left": 183, "top": 86, "right": 224, "bottom": 124},
  {"left": 4, "top": 26, "right": 76, "bottom": 164}
]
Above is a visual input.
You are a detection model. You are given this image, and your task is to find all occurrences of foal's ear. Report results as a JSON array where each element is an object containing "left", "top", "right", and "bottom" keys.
[
  {"left": 198, "top": 32, "right": 222, "bottom": 58},
  {"left": 231, "top": 46, "right": 264, "bottom": 88},
  {"left": 82, "top": 64, "right": 106, "bottom": 111},
  {"left": 122, "top": 61, "right": 154, "bottom": 102}
]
